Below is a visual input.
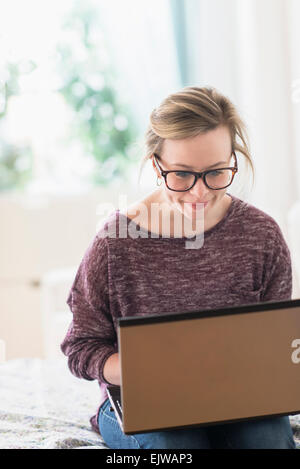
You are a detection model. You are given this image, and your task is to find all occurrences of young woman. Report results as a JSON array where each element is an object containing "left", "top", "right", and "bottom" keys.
[{"left": 61, "top": 86, "right": 296, "bottom": 449}]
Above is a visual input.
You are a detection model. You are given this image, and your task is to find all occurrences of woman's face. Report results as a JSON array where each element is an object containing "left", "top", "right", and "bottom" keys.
[{"left": 152, "top": 125, "right": 233, "bottom": 222}]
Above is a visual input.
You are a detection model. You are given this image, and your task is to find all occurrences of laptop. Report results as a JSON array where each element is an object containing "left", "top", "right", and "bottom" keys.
[{"left": 107, "top": 298, "right": 300, "bottom": 435}]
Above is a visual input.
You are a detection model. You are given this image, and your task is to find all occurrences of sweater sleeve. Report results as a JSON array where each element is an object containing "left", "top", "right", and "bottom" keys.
[
  {"left": 261, "top": 223, "right": 293, "bottom": 303},
  {"left": 60, "top": 234, "right": 118, "bottom": 384}
]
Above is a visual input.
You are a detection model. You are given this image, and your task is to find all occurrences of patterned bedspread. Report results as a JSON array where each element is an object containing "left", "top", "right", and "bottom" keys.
[
  {"left": 0, "top": 358, "right": 299, "bottom": 449},
  {"left": 0, "top": 358, "right": 108, "bottom": 449}
]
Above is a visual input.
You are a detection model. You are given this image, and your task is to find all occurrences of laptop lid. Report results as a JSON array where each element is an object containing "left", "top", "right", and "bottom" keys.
[{"left": 117, "top": 298, "right": 300, "bottom": 435}]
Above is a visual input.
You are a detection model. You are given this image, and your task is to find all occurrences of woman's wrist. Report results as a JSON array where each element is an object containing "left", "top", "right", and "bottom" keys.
[{"left": 103, "top": 352, "right": 121, "bottom": 385}]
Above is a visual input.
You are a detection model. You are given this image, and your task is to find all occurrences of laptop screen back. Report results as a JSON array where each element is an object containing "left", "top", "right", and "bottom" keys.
[{"left": 118, "top": 301, "right": 300, "bottom": 434}]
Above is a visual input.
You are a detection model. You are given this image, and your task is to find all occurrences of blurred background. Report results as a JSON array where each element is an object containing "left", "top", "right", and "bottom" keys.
[{"left": 1, "top": 0, "right": 300, "bottom": 361}]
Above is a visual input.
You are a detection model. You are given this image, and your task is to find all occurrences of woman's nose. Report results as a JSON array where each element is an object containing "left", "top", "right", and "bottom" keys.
[{"left": 189, "top": 176, "right": 211, "bottom": 199}]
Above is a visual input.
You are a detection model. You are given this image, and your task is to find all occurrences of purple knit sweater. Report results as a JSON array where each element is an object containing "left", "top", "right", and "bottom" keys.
[{"left": 60, "top": 193, "right": 292, "bottom": 435}]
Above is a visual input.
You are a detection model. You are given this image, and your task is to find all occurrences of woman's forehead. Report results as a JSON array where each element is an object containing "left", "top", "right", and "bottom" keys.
[
  {"left": 160, "top": 132, "right": 232, "bottom": 170},
  {"left": 163, "top": 127, "right": 231, "bottom": 154}
]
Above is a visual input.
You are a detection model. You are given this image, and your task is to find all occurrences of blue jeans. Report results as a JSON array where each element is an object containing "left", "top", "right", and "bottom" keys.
[{"left": 98, "top": 398, "right": 296, "bottom": 449}]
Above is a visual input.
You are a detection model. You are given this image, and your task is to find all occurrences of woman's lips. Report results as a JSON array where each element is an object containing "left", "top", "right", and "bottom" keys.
[{"left": 184, "top": 201, "right": 209, "bottom": 210}]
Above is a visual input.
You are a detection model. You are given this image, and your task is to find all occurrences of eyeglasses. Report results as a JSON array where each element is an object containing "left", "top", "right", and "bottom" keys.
[{"left": 153, "top": 152, "right": 238, "bottom": 192}]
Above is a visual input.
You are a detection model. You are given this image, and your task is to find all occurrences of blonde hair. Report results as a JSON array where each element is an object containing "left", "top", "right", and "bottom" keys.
[{"left": 138, "top": 86, "right": 255, "bottom": 189}]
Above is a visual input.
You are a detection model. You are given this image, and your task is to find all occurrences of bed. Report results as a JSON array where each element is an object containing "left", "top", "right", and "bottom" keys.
[{"left": 1, "top": 358, "right": 300, "bottom": 449}]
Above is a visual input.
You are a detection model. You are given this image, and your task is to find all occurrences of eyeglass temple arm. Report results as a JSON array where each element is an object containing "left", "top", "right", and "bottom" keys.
[
  {"left": 153, "top": 154, "right": 162, "bottom": 174},
  {"left": 233, "top": 151, "right": 238, "bottom": 170}
]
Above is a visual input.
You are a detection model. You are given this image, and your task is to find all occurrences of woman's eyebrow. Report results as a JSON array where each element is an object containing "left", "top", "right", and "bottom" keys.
[{"left": 169, "top": 161, "right": 227, "bottom": 170}]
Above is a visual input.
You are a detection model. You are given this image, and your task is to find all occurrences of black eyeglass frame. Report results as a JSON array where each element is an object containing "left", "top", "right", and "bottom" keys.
[{"left": 153, "top": 151, "right": 238, "bottom": 191}]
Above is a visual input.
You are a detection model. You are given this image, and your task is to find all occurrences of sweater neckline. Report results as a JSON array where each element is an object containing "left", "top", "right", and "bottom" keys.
[{"left": 116, "top": 193, "right": 238, "bottom": 241}]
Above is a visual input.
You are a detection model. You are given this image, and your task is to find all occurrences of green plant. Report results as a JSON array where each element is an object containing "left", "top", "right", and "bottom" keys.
[{"left": 56, "top": 1, "right": 138, "bottom": 187}]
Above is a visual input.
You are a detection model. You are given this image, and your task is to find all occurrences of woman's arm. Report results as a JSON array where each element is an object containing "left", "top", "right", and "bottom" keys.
[{"left": 61, "top": 234, "right": 118, "bottom": 384}]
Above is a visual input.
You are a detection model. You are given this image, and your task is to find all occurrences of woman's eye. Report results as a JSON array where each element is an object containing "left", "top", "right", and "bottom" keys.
[
  {"left": 209, "top": 170, "right": 223, "bottom": 177},
  {"left": 175, "top": 172, "right": 190, "bottom": 178}
]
